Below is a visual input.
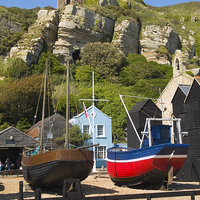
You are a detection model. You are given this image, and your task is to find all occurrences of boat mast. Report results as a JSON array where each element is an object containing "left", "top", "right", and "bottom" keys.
[
  {"left": 65, "top": 60, "right": 70, "bottom": 149},
  {"left": 79, "top": 71, "right": 108, "bottom": 171},
  {"left": 92, "top": 71, "right": 96, "bottom": 172},
  {"left": 119, "top": 95, "right": 142, "bottom": 145},
  {"left": 40, "top": 59, "right": 49, "bottom": 153}
]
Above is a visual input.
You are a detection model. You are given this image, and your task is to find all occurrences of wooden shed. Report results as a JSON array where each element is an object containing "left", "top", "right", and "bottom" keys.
[
  {"left": 176, "top": 77, "right": 200, "bottom": 181},
  {"left": 26, "top": 113, "right": 66, "bottom": 150},
  {"left": 127, "top": 99, "right": 162, "bottom": 148},
  {"left": 0, "top": 126, "right": 39, "bottom": 168},
  {"left": 171, "top": 84, "right": 191, "bottom": 143}
]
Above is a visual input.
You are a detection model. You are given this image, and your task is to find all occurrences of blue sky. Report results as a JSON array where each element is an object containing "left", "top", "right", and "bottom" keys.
[
  {"left": 0, "top": 0, "right": 199, "bottom": 9},
  {"left": 145, "top": 0, "right": 200, "bottom": 7}
]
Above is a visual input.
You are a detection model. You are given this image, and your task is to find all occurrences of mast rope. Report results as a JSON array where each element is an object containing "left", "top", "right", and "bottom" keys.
[
  {"left": 47, "top": 69, "right": 53, "bottom": 151},
  {"left": 33, "top": 73, "right": 45, "bottom": 126},
  {"left": 70, "top": 69, "right": 81, "bottom": 124},
  {"left": 133, "top": 101, "right": 162, "bottom": 118},
  {"left": 50, "top": 67, "right": 67, "bottom": 125}
]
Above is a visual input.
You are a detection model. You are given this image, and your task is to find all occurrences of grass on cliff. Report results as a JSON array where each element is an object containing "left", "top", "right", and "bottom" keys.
[
  {"left": 0, "top": 6, "right": 40, "bottom": 55},
  {"left": 0, "top": 6, "right": 39, "bottom": 31}
]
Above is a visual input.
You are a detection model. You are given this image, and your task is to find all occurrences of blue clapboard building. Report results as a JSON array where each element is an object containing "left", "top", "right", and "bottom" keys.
[{"left": 70, "top": 105, "right": 112, "bottom": 168}]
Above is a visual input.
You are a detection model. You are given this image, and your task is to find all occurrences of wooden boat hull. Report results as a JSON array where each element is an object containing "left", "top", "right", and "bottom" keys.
[
  {"left": 107, "top": 144, "right": 189, "bottom": 187},
  {"left": 22, "top": 149, "right": 93, "bottom": 188}
]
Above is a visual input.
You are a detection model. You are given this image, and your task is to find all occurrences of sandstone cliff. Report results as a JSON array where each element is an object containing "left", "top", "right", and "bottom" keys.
[
  {"left": 140, "top": 25, "right": 195, "bottom": 65},
  {"left": 53, "top": 5, "right": 115, "bottom": 63},
  {"left": 112, "top": 20, "right": 140, "bottom": 55},
  {"left": 10, "top": 10, "right": 59, "bottom": 65},
  {"left": 8, "top": 4, "right": 198, "bottom": 67}
]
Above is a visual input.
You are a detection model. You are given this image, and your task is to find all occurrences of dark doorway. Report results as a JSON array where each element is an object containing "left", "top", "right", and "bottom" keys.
[
  {"left": 0, "top": 147, "right": 23, "bottom": 169},
  {"left": 72, "top": 49, "right": 80, "bottom": 63}
]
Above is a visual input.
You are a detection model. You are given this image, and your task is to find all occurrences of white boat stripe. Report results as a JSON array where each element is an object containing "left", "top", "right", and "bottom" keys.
[
  {"left": 107, "top": 155, "right": 187, "bottom": 163},
  {"left": 154, "top": 155, "right": 187, "bottom": 158}
]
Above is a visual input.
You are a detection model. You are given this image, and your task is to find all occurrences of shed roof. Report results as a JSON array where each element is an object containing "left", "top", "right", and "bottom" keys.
[
  {"left": 25, "top": 113, "right": 66, "bottom": 133},
  {"left": 184, "top": 76, "right": 200, "bottom": 103},
  {"left": 0, "top": 126, "right": 39, "bottom": 147},
  {"left": 129, "top": 99, "right": 152, "bottom": 113}
]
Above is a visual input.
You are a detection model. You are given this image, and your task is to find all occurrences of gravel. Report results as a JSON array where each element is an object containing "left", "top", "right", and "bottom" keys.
[{"left": 0, "top": 173, "right": 200, "bottom": 199}]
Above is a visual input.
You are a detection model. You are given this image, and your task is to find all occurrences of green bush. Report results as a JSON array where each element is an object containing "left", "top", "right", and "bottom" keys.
[
  {"left": 84, "top": 0, "right": 98, "bottom": 5},
  {"left": 75, "top": 65, "right": 101, "bottom": 83},
  {"left": 0, "top": 57, "right": 30, "bottom": 79},
  {"left": 78, "top": 42, "right": 127, "bottom": 83},
  {"left": 118, "top": 0, "right": 129, "bottom": 9},
  {"left": 0, "top": 31, "right": 23, "bottom": 55},
  {"left": 55, "top": 125, "right": 91, "bottom": 148},
  {"left": 32, "top": 51, "right": 65, "bottom": 75},
  {"left": 186, "top": 71, "right": 194, "bottom": 76},
  {"left": 134, "top": 0, "right": 146, "bottom": 6}
]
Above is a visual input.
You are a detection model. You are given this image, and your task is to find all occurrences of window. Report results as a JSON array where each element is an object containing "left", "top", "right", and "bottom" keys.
[
  {"left": 83, "top": 125, "right": 90, "bottom": 134},
  {"left": 97, "top": 125, "right": 104, "bottom": 137},
  {"left": 95, "top": 146, "right": 106, "bottom": 159},
  {"left": 6, "top": 139, "right": 15, "bottom": 144},
  {"left": 47, "top": 132, "right": 53, "bottom": 139}
]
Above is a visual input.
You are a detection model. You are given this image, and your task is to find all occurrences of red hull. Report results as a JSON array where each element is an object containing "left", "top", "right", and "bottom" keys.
[
  {"left": 107, "top": 157, "right": 186, "bottom": 179},
  {"left": 107, "top": 144, "right": 189, "bottom": 187}
]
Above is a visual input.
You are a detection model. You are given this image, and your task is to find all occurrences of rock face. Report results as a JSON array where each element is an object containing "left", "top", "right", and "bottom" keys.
[
  {"left": 140, "top": 25, "right": 182, "bottom": 65},
  {"left": 140, "top": 25, "right": 196, "bottom": 65},
  {"left": 8, "top": 5, "right": 197, "bottom": 66},
  {"left": 112, "top": 20, "right": 140, "bottom": 55},
  {"left": 10, "top": 10, "right": 59, "bottom": 65},
  {"left": 53, "top": 5, "right": 115, "bottom": 63},
  {"left": 99, "top": 0, "right": 119, "bottom": 6},
  {"left": 10, "top": 38, "right": 44, "bottom": 66},
  {"left": 37, "top": 10, "right": 59, "bottom": 47},
  {"left": 0, "top": 16, "right": 21, "bottom": 40}
]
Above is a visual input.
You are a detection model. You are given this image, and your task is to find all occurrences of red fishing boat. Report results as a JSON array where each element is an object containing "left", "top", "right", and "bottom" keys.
[{"left": 107, "top": 95, "right": 189, "bottom": 188}]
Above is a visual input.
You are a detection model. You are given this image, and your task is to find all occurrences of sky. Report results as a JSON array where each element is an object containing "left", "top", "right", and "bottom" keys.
[{"left": 0, "top": 0, "right": 200, "bottom": 9}]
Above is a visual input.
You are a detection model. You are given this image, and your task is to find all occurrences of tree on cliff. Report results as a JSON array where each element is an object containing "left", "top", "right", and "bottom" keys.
[
  {"left": 120, "top": 54, "right": 172, "bottom": 86},
  {"left": 0, "top": 75, "right": 44, "bottom": 127},
  {"left": 78, "top": 42, "right": 127, "bottom": 83},
  {"left": 0, "top": 57, "right": 30, "bottom": 79}
]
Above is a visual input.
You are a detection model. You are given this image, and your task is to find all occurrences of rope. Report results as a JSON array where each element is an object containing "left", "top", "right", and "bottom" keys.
[
  {"left": 70, "top": 69, "right": 79, "bottom": 116},
  {"left": 48, "top": 63, "right": 56, "bottom": 111},
  {"left": 33, "top": 74, "right": 45, "bottom": 126},
  {"left": 50, "top": 67, "right": 67, "bottom": 126},
  {"left": 47, "top": 73, "right": 53, "bottom": 151},
  {"left": 133, "top": 101, "right": 162, "bottom": 118}
]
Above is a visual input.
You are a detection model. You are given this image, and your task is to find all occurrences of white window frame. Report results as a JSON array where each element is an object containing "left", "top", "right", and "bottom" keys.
[
  {"left": 96, "top": 124, "right": 105, "bottom": 137},
  {"left": 82, "top": 124, "right": 91, "bottom": 135},
  {"left": 95, "top": 146, "right": 107, "bottom": 160}
]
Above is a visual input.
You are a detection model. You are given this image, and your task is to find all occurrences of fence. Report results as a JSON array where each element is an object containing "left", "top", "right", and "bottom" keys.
[{"left": 19, "top": 180, "right": 200, "bottom": 200}]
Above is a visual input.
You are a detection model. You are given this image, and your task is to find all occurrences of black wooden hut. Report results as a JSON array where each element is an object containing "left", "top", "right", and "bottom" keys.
[
  {"left": 0, "top": 126, "right": 38, "bottom": 168},
  {"left": 127, "top": 99, "right": 162, "bottom": 149},
  {"left": 176, "top": 77, "right": 200, "bottom": 181},
  {"left": 26, "top": 113, "right": 66, "bottom": 150},
  {"left": 171, "top": 84, "right": 191, "bottom": 143}
]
